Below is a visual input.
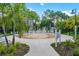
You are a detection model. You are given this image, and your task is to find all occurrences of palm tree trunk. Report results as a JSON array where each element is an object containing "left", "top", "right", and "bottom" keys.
[
  {"left": 2, "top": 25, "right": 9, "bottom": 47},
  {"left": 1, "top": 7, "right": 9, "bottom": 47},
  {"left": 10, "top": 7, "right": 15, "bottom": 45},
  {"left": 12, "top": 23, "right": 15, "bottom": 45}
]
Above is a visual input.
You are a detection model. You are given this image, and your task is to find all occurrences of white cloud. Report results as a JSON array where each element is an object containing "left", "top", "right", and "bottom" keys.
[
  {"left": 62, "top": 10, "right": 74, "bottom": 16},
  {"left": 28, "top": 8, "right": 36, "bottom": 11},
  {"left": 40, "top": 3, "right": 44, "bottom": 6}
]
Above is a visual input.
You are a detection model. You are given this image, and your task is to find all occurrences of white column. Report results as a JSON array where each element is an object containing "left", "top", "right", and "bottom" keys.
[
  {"left": 75, "top": 25, "right": 77, "bottom": 40},
  {"left": 59, "top": 29, "right": 61, "bottom": 44},
  {"left": 55, "top": 28, "right": 57, "bottom": 47},
  {"left": 67, "top": 32, "right": 69, "bottom": 41}
]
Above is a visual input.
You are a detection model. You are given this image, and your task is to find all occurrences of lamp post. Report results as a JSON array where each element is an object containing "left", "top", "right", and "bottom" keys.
[
  {"left": 71, "top": 8, "right": 77, "bottom": 40},
  {"left": 74, "top": 8, "right": 77, "bottom": 40},
  {"left": 75, "top": 8, "right": 76, "bottom": 25},
  {"left": 54, "top": 15, "right": 58, "bottom": 47},
  {"left": 51, "top": 17, "right": 57, "bottom": 47}
]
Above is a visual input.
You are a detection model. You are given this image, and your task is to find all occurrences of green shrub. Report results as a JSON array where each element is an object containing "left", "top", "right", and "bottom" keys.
[
  {"left": 6, "top": 33, "right": 11, "bottom": 36},
  {"left": 64, "top": 40, "right": 73, "bottom": 48},
  {"left": 61, "top": 42, "right": 66, "bottom": 45},
  {"left": 76, "top": 35, "right": 79, "bottom": 40},
  {"left": 18, "top": 32, "right": 23, "bottom": 38},
  {"left": 0, "top": 43, "right": 26, "bottom": 56},
  {"left": 0, "top": 44, "right": 6, "bottom": 55},
  {"left": 7, "top": 44, "right": 16, "bottom": 55},
  {"left": 15, "top": 42, "right": 21, "bottom": 48},
  {"left": 73, "top": 48, "right": 79, "bottom": 56},
  {"left": 75, "top": 40, "right": 79, "bottom": 45}
]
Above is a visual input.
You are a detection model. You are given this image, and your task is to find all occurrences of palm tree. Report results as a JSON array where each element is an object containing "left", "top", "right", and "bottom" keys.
[
  {"left": 0, "top": 3, "right": 10, "bottom": 47},
  {"left": 10, "top": 3, "right": 26, "bottom": 45},
  {"left": 5, "top": 3, "right": 27, "bottom": 45}
]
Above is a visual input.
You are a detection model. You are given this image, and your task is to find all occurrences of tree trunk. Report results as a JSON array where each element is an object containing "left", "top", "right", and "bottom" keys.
[
  {"left": 12, "top": 23, "right": 15, "bottom": 45},
  {"left": 55, "top": 28, "right": 57, "bottom": 47},
  {"left": 2, "top": 25, "right": 9, "bottom": 47},
  {"left": 59, "top": 29, "right": 61, "bottom": 44},
  {"left": 1, "top": 5, "right": 9, "bottom": 47}
]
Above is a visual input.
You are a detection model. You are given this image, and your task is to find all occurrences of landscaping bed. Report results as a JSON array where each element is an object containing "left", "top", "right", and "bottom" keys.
[
  {"left": 51, "top": 43, "right": 73, "bottom": 56},
  {"left": 0, "top": 42, "right": 30, "bottom": 56},
  {"left": 51, "top": 41, "right": 79, "bottom": 56},
  {"left": 16, "top": 43, "right": 30, "bottom": 56}
]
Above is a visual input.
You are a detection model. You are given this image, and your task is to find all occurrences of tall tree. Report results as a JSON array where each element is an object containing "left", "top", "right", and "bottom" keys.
[
  {"left": 10, "top": 3, "right": 26, "bottom": 44},
  {"left": 0, "top": 3, "right": 10, "bottom": 47},
  {"left": 25, "top": 9, "right": 40, "bottom": 32}
]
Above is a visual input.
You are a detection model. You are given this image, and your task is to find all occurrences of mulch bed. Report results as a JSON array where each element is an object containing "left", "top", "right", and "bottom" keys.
[
  {"left": 0, "top": 44, "right": 30, "bottom": 56},
  {"left": 51, "top": 43, "right": 74, "bottom": 56},
  {"left": 16, "top": 44, "right": 30, "bottom": 56}
]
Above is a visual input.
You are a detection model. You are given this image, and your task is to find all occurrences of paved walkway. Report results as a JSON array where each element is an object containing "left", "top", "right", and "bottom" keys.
[
  {"left": 24, "top": 39, "right": 59, "bottom": 56},
  {"left": 7, "top": 36, "right": 59, "bottom": 56},
  {"left": 0, "top": 34, "right": 73, "bottom": 56}
]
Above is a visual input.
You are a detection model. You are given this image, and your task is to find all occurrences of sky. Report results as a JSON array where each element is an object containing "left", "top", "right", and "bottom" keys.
[{"left": 25, "top": 3, "right": 79, "bottom": 17}]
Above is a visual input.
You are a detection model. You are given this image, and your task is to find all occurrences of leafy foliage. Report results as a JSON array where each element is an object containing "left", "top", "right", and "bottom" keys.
[
  {"left": 0, "top": 42, "right": 29, "bottom": 56},
  {"left": 7, "top": 44, "right": 16, "bottom": 55},
  {"left": 15, "top": 42, "right": 21, "bottom": 48},
  {"left": 0, "top": 44, "right": 16, "bottom": 55},
  {"left": 0, "top": 44, "right": 7, "bottom": 55},
  {"left": 55, "top": 21, "right": 65, "bottom": 30},
  {"left": 41, "top": 9, "right": 69, "bottom": 32},
  {"left": 73, "top": 48, "right": 79, "bottom": 56},
  {"left": 64, "top": 19, "right": 75, "bottom": 30},
  {"left": 64, "top": 40, "right": 73, "bottom": 48}
]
